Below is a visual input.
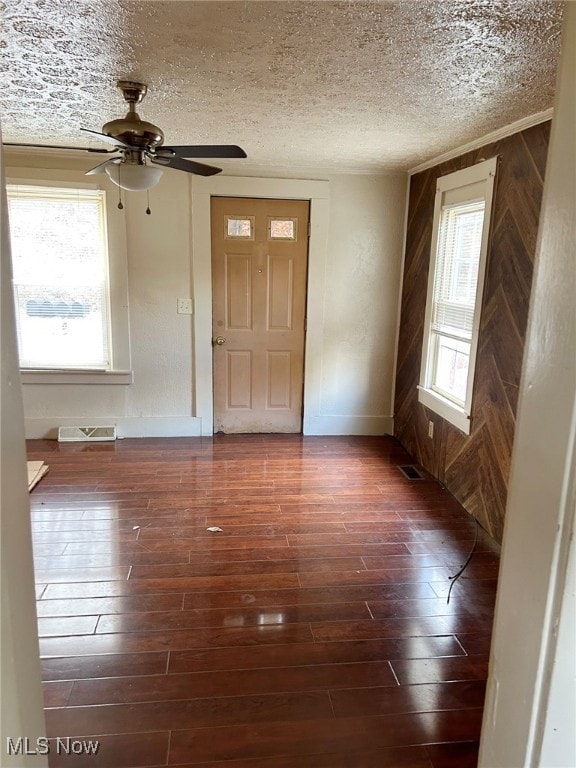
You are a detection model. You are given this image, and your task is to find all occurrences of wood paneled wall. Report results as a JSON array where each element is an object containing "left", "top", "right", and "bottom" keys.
[{"left": 394, "top": 122, "right": 550, "bottom": 544}]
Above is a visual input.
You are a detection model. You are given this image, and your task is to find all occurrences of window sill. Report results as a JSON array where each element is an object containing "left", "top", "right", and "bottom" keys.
[
  {"left": 417, "top": 385, "right": 471, "bottom": 435},
  {"left": 20, "top": 369, "right": 133, "bottom": 385}
]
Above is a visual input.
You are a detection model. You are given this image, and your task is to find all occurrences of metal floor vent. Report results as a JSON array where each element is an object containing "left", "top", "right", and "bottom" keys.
[
  {"left": 58, "top": 426, "right": 117, "bottom": 442},
  {"left": 398, "top": 464, "right": 424, "bottom": 480}
]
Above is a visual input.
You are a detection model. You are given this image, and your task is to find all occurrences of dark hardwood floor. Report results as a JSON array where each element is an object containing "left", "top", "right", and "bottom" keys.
[{"left": 28, "top": 435, "right": 500, "bottom": 767}]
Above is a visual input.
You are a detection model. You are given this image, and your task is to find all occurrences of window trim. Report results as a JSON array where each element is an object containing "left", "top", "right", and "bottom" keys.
[
  {"left": 7, "top": 175, "right": 131, "bottom": 383},
  {"left": 418, "top": 157, "right": 497, "bottom": 434},
  {"left": 20, "top": 369, "right": 133, "bottom": 385}
]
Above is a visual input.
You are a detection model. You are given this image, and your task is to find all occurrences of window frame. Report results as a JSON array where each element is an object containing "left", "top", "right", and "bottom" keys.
[
  {"left": 7, "top": 175, "right": 132, "bottom": 384},
  {"left": 418, "top": 157, "right": 497, "bottom": 434}
]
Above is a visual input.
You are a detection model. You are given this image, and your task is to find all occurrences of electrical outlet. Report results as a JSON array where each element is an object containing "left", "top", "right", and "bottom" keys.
[
  {"left": 177, "top": 298, "right": 193, "bottom": 315},
  {"left": 428, "top": 420, "right": 434, "bottom": 439}
]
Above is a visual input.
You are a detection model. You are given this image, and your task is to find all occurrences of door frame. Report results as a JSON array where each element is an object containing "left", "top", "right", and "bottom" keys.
[{"left": 191, "top": 176, "right": 330, "bottom": 436}]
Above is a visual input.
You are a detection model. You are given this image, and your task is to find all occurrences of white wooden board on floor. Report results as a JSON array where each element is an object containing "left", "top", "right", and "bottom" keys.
[{"left": 27, "top": 460, "right": 48, "bottom": 491}]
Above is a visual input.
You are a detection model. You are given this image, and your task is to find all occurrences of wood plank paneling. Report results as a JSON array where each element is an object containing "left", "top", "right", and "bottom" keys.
[{"left": 394, "top": 123, "right": 550, "bottom": 543}]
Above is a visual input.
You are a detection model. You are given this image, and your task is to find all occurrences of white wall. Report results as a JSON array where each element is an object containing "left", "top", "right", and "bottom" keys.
[
  {"left": 317, "top": 175, "right": 406, "bottom": 434},
  {"left": 479, "top": 4, "right": 576, "bottom": 766},
  {"left": 1, "top": 141, "right": 48, "bottom": 765},
  {"left": 539, "top": 535, "right": 576, "bottom": 766},
  {"left": 122, "top": 170, "right": 195, "bottom": 429},
  {"left": 6, "top": 151, "right": 406, "bottom": 438}
]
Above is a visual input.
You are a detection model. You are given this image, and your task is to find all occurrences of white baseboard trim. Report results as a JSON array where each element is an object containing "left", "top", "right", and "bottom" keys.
[
  {"left": 26, "top": 415, "right": 395, "bottom": 440},
  {"left": 303, "top": 415, "right": 394, "bottom": 436},
  {"left": 25, "top": 416, "right": 203, "bottom": 440}
]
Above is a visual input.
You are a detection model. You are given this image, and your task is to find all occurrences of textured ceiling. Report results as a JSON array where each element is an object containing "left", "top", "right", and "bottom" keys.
[{"left": 1, "top": 0, "right": 563, "bottom": 174}]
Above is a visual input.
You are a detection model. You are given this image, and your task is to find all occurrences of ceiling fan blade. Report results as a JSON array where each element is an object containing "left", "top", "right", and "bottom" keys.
[
  {"left": 159, "top": 145, "right": 247, "bottom": 159},
  {"left": 3, "top": 142, "right": 115, "bottom": 154},
  {"left": 85, "top": 157, "right": 121, "bottom": 175},
  {"left": 80, "top": 128, "right": 132, "bottom": 149},
  {"left": 151, "top": 155, "right": 221, "bottom": 176}
]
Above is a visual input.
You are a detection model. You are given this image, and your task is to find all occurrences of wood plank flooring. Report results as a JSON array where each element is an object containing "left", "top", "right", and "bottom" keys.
[{"left": 28, "top": 435, "right": 500, "bottom": 767}]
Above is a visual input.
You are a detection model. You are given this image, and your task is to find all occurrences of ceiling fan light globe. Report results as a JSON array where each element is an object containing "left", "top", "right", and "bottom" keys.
[{"left": 105, "top": 163, "right": 163, "bottom": 191}]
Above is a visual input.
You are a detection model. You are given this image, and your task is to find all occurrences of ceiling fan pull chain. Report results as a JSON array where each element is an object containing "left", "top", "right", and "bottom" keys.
[
  {"left": 146, "top": 189, "right": 151, "bottom": 215},
  {"left": 117, "top": 168, "right": 124, "bottom": 210}
]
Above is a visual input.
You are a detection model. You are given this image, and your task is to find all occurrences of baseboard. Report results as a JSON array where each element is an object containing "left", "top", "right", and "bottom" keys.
[
  {"left": 24, "top": 416, "right": 203, "bottom": 440},
  {"left": 26, "top": 414, "right": 395, "bottom": 439},
  {"left": 303, "top": 415, "right": 394, "bottom": 436}
]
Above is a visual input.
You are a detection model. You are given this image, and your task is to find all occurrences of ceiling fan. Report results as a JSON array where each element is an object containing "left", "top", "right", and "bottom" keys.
[{"left": 4, "top": 80, "right": 247, "bottom": 193}]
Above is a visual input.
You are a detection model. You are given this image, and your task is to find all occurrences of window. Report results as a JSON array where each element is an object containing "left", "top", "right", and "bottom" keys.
[
  {"left": 7, "top": 182, "right": 131, "bottom": 381},
  {"left": 418, "top": 157, "right": 497, "bottom": 434},
  {"left": 268, "top": 217, "right": 297, "bottom": 240},
  {"left": 225, "top": 216, "right": 254, "bottom": 239}
]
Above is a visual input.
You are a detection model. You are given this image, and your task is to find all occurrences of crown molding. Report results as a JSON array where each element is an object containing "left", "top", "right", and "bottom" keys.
[{"left": 408, "top": 108, "right": 554, "bottom": 175}]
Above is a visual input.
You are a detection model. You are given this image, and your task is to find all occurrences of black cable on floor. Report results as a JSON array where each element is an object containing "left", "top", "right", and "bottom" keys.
[{"left": 446, "top": 517, "right": 480, "bottom": 604}]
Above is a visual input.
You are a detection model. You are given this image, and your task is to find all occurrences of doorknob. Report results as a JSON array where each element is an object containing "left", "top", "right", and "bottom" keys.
[{"left": 214, "top": 336, "right": 226, "bottom": 346}]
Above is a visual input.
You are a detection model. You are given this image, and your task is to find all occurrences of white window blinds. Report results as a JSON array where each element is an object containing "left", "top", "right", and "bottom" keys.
[
  {"left": 8, "top": 185, "right": 111, "bottom": 370},
  {"left": 432, "top": 200, "right": 485, "bottom": 341}
]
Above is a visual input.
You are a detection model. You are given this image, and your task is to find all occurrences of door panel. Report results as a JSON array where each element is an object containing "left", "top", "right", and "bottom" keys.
[
  {"left": 227, "top": 351, "right": 252, "bottom": 409},
  {"left": 268, "top": 256, "right": 294, "bottom": 329},
  {"left": 211, "top": 197, "right": 309, "bottom": 433},
  {"left": 267, "top": 351, "right": 292, "bottom": 409},
  {"left": 226, "top": 255, "right": 252, "bottom": 329}
]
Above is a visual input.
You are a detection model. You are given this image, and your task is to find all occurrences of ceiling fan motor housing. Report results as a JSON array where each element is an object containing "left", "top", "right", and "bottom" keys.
[
  {"left": 101, "top": 116, "right": 164, "bottom": 149},
  {"left": 102, "top": 80, "right": 164, "bottom": 149}
]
